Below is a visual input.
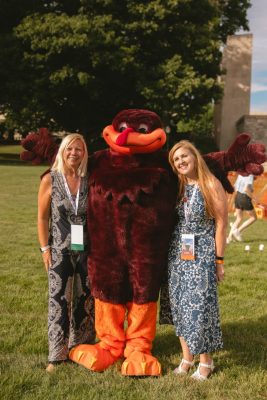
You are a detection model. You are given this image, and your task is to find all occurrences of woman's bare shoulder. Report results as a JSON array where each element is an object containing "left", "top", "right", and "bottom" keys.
[{"left": 39, "top": 171, "right": 52, "bottom": 190}]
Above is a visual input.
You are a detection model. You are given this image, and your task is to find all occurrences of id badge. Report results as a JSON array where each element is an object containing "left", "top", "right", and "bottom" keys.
[
  {"left": 181, "top": 233, "right": 195, "bottom": 260},
  {"left": 71, "top": 224, "right": 84, "bottom": 251}
]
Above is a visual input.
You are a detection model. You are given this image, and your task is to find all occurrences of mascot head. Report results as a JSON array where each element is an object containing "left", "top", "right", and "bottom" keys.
[{"left": 102, "top": 109, "right": 166, "bottom": 154}]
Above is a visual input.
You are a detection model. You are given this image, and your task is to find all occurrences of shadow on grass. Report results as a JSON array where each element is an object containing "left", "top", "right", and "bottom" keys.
[
  {"left": 222, "top": 315, "right": 267, "bottom": 368},
  {"left": 0, "top": 153, "right": 24, "bottom": 165},
  {"left": 0, "top": 154, "right": 49, "bottom": 166},
  {"left": 155, "top": 315, "right": 267, "bottom": 371}
]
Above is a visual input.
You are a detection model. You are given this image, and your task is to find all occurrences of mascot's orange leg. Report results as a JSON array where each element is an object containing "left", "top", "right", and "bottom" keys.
[
  {"left": 69, "top": 299, "right": 126, "bottom": 371},
  {"left": 121, "top": 302, "right": 161, "bottom": 377}
]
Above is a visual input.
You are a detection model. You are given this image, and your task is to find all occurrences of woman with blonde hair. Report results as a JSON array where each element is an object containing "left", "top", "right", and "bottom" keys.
[
  {"left": 168, "top": 140, "right": 227, "bottom": 380},
  {"left": 38, "top": 133, "right": 95, "bottom": 372}
]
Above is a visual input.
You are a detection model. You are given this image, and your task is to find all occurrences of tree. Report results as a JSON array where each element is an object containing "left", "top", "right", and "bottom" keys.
[{"left": 0, "top": 0, "right": 251, "bottom": 141}]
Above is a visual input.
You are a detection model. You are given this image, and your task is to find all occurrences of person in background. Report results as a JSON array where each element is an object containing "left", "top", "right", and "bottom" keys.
[
  {"left": 227, "top": 174, "right": 257, "bottom": 243},
  {"left": 38, "top": 133, "right": 95, "bottom": 372},
  {"left": 168, "top": 140, "right": 227, "bottom": 381}
]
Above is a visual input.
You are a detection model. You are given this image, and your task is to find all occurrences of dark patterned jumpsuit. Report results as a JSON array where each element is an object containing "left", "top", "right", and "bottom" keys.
[{"left": 48, "top": 171, "right": 95, "bottom": 363}]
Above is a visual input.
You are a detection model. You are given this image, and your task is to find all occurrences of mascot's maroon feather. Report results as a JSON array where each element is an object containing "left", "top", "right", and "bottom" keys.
[
  {"left": 21, "top": 109, "right": 266, "bottom": 376},
  {"left": 20, "top": 128, "right": 58, "bottom": 165}
]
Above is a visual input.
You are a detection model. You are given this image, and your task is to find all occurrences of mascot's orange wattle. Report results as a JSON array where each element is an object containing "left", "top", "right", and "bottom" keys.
[{"left": 20, "top": 109, "right": 266, "bottom": 376}]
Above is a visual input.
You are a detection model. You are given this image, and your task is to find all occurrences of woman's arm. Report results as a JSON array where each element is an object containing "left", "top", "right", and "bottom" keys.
[
  {"left": 211, "top": 178, "right": 228, "bottom": 283},
  {"left": 38, "top": 173, "right": 52, "bottom": 272}
]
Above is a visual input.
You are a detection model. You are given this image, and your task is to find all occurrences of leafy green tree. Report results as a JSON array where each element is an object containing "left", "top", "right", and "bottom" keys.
[{"left": 0, "top": 0, "right": 251, "bottom": 141}]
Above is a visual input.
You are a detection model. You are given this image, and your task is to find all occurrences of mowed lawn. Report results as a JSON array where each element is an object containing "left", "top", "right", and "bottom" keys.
[{"left": 0, "top": 159, "right": 267, "bottom": 400}]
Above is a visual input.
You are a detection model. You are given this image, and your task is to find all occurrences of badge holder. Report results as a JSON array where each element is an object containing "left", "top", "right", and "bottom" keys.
[
  {"left": 63, "top": 174, "right": 84, "bottom": 251},
  {"left": 71, "top": 224, "right": 84, "bottom": 251},
  {"left": 181, "top": 233, "right": 195, "bottom": 260}
]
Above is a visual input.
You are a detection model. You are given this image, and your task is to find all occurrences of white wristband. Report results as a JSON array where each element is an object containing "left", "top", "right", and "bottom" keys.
[{"left": 40, "top": 244, "right": 50, "bottom": 253}]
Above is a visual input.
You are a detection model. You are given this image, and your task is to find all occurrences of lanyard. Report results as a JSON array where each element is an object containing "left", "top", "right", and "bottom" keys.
[
  {"left": 183, "top": 184, "right": 198, "bottom": 225},
  {"left": 62, "top": 174, "right": 80, "bottom": 216}
]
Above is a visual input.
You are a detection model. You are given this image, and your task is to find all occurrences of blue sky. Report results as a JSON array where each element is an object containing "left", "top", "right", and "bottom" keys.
[{"left": 242, "top": 0, "right": 267, "bottom": 114}]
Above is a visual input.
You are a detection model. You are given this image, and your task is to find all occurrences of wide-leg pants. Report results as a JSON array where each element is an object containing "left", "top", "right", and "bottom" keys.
[{"left": 48, "top": 249, "right": 95, "bottom": 363}]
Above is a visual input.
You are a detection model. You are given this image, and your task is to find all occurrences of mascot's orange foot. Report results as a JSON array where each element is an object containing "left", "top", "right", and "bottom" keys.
[
  {"left": 69, "top": 343, "right": 120, "bottom": 372},
  {"left": 121, "top": 351, "right": 161, "bottom": 377}
]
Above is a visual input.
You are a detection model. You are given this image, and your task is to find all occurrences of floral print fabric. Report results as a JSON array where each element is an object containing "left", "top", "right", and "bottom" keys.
[{"left": 168, "top": 184, "right": 223, "bottom": 355}]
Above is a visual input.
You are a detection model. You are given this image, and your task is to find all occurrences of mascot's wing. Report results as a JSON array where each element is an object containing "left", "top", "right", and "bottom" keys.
[
  {"left": 20, "top": 128, "right": 59, "bottom": 166},
  {"left": 204, "top": 133, "right": 266, "bottom": 193}
]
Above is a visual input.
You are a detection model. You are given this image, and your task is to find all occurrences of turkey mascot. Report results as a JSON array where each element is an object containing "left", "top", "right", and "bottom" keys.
[{"left": 21, "top": 109, "right": 266, "bottom": 376}]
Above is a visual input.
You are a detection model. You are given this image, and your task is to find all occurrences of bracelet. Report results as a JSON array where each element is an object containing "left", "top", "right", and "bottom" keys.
[
  {"left": 216, "top": 259, "right": 224, "bottom": 265},
  {"left": 216, "top": 256, "right": 224, "bottom": 261},
  {"left": 40, "top": 244, "right": 50, "bottom": 253}
]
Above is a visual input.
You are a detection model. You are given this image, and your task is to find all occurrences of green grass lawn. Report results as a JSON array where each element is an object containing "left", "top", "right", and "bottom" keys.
[{"left": 0, "top": 163, "right": 266, "bottom": 400}]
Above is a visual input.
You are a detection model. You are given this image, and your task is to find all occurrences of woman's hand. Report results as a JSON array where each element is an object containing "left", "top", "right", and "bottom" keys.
[
  {"left": 216, "top": 263, "right": 225, "bottom": 283},
  {"left": 42, "top": 249, "right": 52, "bottom": 272}
]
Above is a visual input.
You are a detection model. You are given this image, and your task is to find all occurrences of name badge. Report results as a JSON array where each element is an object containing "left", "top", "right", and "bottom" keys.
[
  {"left": 71, "top": 224, "right": 84, "bottom": 251},
  {"left": 181, "top": 233, "right": 195, "bottom": 260}
]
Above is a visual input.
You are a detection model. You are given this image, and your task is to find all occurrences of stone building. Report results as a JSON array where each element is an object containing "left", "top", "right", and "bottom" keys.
[
  {"left": 237, "top": 115, "right": 267, "bottom": 144},
  {"left": 214, "top": 33, "right": 267, "bottom": 150}
]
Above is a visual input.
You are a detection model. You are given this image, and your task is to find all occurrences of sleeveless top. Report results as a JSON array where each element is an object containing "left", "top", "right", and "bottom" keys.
[
  {"left": 234, "top": 174, "right": 254, "bottom": 194},
  {"left": 49, "top": 171, "right": 88, "bottom": 252}
]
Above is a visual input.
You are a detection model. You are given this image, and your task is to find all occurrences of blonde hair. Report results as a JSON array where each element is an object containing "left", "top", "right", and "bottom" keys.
[
  {"left": 52, "top": 133, "right": 88, "bottom": 177},
  {"left": 169, "top": 140, "right": 216, "bottom": 218}
]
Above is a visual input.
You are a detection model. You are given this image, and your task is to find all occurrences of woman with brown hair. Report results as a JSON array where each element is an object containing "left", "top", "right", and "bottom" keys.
[{"left": 168, "top": 140, "right": 227, "bottom": 380}]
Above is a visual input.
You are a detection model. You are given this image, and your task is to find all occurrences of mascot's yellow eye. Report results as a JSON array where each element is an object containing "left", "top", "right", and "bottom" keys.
[
  {"left": 118, "top": 122, "right": 128, "bottom": 132},
  {"left": 137, "top": 124, "right": 149, "bottom": 134}
]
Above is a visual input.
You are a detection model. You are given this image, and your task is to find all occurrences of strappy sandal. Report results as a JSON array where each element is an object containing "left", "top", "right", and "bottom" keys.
[
  {"left": 173, "top": 358, "right": 195, "bottom": 375},
  {"left": 191, "top": 360, "right": 215, "bottom": 381}
]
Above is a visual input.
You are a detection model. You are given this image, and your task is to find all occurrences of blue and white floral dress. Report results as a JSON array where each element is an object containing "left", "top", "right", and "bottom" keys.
[{"left": 168, "top": 184, "right": 223, "bottom": 355}]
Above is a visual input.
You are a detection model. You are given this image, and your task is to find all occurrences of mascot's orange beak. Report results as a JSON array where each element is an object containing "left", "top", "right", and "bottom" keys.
[{"left": 103, "top": 125, "right": 166, "bottom": 154}]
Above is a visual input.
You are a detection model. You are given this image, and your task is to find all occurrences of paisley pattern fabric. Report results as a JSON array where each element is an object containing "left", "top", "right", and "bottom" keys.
[
  {"left": 50, "top": 171, "right": 88, "bottom": 251},
  {"left": 48, "top": 171, "right": 95, "bottom": 363},
  {"left": 168, "top": 184, "right": 223, "bottom": 355}
]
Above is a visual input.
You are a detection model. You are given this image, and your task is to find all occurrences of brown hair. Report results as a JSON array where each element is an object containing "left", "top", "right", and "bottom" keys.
[{"left": 169, "top": 140, "right": 216, "bottom": 218}]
